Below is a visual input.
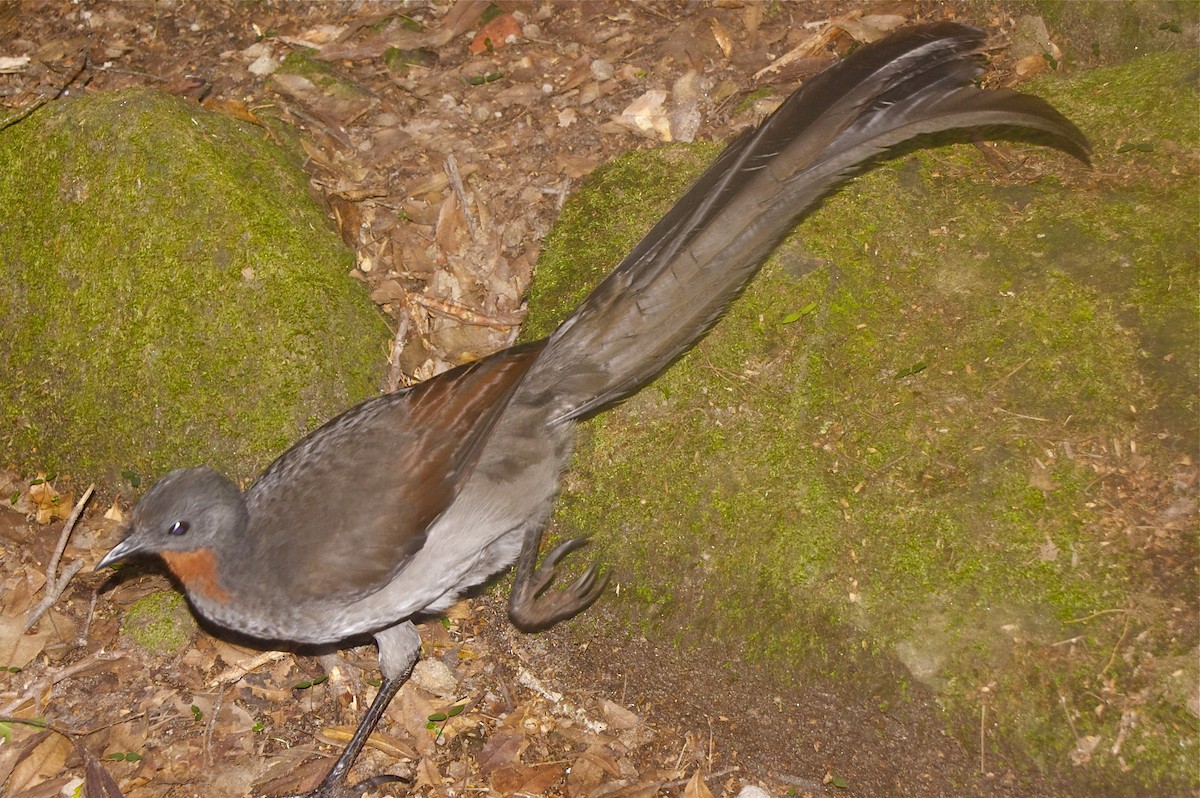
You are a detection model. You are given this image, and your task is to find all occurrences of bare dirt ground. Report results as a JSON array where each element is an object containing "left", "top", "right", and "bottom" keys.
[{"left": 0, "top": 2, "right": 1171, "bottom": 797}]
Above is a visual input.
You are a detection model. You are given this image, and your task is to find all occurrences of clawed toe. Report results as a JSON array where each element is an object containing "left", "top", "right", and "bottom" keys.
[
  {"left": 287, "top": 772, "right": 408, "bottom": 798},
  {"left": 509, "top": 537, "right": 609, "bottom": 631}
]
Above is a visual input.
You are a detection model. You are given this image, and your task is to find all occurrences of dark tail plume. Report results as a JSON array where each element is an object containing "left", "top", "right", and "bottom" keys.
[{"left": 521, "top": 23, "right": 1089, "bottom": 422}]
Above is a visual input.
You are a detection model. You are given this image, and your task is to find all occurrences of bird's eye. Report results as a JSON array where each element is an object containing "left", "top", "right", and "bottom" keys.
[{"left": 169, "top": 521, "right": 189, "bottom": 536}]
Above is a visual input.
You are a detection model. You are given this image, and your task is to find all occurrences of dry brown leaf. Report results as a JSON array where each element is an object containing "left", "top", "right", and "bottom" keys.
[
  {"left": 835, "top": 14, "right": 907, "bottom": 43},
  {"left": 6, "top": 731, "right": 71, "bottom": 794},
  {"left": 436, "top": 0, "right": 490, "bottom": 45},
  {"left": 1038, "top": 535, "right": 1060, "bottom": 562},
  {"left": 619, "top": 90, "right": 671, "bottom": 141},
  {"left": 604, "top": 780, "right": 664, "bottom": 798},
  {"left": 201, "top": 97, "right": 264, "bottom": 128},
  {"left": 0, "top": 729, "right": 49, "bottom": 789},
  {"left": 269, "top": 73, "right": 319, "bottom": 104},
  {"left": 410, "top": 755, "right": 442, "bottom": 792},
  {"left": 488, "top": 764, "right": 525, "bottom": 794},
  {"left": 599, "top": 699, "right": 641, "bottom": 731},
  {"left": 442, "top": 600, "right": 473, "bottom": 622},
  {"left": 37, "top": 608, "right": 78, "bottom": 657},
  {"left": 435, "top": 193, "right": 464, "bottom": 254},
  {"left": 741, "top": 2, "right": 763, "bottom": 35},
  {"left": 2, "top": 571, "right": 40, "bottom": 616},
  {"left": 0, "top": 56, "right": 31, "bottom": 73},
  {"left": 316, "top": 726, "right": 417, "bottom": 761},
  {"left": 29, "top": 476, "right": 70, "bottom": 525},
  {"left": 708, "top": 18, "right": 734, "bottom": 58},
  {"left": 561, "top": 55, "right": 592, "bottom": 92},
  {"left": 299, "top": 137, "right": 335, "bottom": 170},
  {"left": 1069, "top": 734, "right": 1103, "bottom": 765},
  {"left": 565, "top": 752, "right": 607, "bottom": 796},
  {"left": 1029, "top": 460, "right": 1057, "bottom": 492},
  {"left": 477, "top": 728, "right": 524, "bottom": 775},
  {"left": 0, "top": 613, "right": 49, "bottom": 670},
  {"left": 283, "top": 24, "right": 346, "bottom": 47},
  {"left": 271, "top": 72, "right": 377, "bottom": 129},
  {"left": 82, "top": 750, "right": 124, "bottom": 798},
  {"left": 517, "top": 762, "right": 567, "bottom": 794},
  {"left": 102, "top": 500, "right": 125, "bottom": 523},
  {"left": 393, "top": 687, "right": 441, "bottom": 756},
  {"left": 91, "top": 718, "right": 148, "bottom": 764},
  {"left": 252, "top": 752, "right": 327, "bottom": 796},
  {"left": 683, "top": 769, "right": 714, "bottom": 798},
  {"left": 567, "top": 745, "right": 622, "bottom": 795},
  {"left": 1014, "top": 54, "right": 1050, "bottom": 79}
]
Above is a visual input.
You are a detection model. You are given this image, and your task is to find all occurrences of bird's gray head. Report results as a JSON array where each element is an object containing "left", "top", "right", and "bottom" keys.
[{"left": 96, "top": 467, "right": 249, "bottom": 570}]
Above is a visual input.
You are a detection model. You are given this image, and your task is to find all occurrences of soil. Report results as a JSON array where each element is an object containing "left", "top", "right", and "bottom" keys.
[{"left": 0, "top": 3, "right": 1186, "bottom": 798}]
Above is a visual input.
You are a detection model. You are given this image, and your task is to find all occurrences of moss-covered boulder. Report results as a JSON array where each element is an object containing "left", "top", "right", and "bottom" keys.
[
  {"left": 120, "top": 590, "right": 197, "bottom": 656},
  {"left": 0, "top": 88, "right": 387, "bottom": 487},
  {"left": 526, "top": 51, "right": 1198, "bottom": 794}
]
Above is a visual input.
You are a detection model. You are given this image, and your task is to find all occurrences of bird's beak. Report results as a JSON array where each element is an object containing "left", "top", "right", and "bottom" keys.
[{"left": 95, "top": 536, "right": 142, "bottom": 571}]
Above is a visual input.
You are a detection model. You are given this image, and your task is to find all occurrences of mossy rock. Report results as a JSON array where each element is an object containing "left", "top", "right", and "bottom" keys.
[
  {"left": 526, "top": 51, "right": 1198, "bottom": 794},
  {"left": 120, "top": 590, "right": 196, "bottom": 656},
  {"left": 0, "top": 88, "right": 387, "bottom": 487}
]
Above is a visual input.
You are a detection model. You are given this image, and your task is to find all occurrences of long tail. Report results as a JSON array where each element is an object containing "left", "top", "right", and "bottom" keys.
[{"left": 522, "top": 22, "right": 1089, "bottom": 422}]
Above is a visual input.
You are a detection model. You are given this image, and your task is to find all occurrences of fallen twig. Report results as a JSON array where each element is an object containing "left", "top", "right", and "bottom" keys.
[
  {"left": 24, "top": 484, "right": 95, "bottom": 633},
  {"left": 0, "top": 650, "right": 123, "bottom": 716},
  {"left": 409, "top": 291, "right": 524, "bottom": 329},
  {"left": 207, "top": 649, "right": 289, "bottom": 688},
  {"left": 660, "top": 765, "right": 740, "bottom": 790},
  {"left": 445, "top": 154, "right": 478, "bottom": 236},
  {"left": 0, "top": 49, "right": 89, "bottom": 132}
]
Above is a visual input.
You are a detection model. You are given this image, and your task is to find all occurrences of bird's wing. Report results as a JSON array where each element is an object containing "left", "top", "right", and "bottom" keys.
[{"left": 243, "top": 341, "right": 545, "bottom": 603}]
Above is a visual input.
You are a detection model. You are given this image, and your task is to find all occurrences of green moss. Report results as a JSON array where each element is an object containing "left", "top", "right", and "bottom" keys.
[
  {"left": 525, "top": 49, "right": 1198, "bottom": 794},
  {"left": 0, "top": 88, "right": 387, "bottom": 486},
  {"left": 278, "top": 48, "right": 331, "bottom": 81},
  {"left": 1016, "top": 0, "right": 1198, "bottom": 66},
  {"left": 120, "top": 590, "right": 196, "bottom": 655}
]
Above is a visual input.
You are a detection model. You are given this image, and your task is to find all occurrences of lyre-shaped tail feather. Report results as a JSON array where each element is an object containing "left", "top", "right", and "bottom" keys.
[{"left": 520, "top": 22, "right": 1088, "bottom": 422}]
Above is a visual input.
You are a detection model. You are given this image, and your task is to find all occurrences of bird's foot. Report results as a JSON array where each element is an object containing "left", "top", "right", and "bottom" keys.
[
  {"left": 509, "top": 537, "right": 608, "bottom": 631},
  {"left": 284, "top": 772, "right": 409, "bottom": 798}
]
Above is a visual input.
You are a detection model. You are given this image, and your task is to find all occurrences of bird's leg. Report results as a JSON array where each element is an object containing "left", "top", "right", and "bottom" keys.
[
  {"left": 297, "top": 676, "right": 406, "bottom": 797},
  {"left": 508, "top": 526, "right": 608, "bottom": 632},
  {"left": 288, "top": 623, "right": 419, "bottom": 798}
]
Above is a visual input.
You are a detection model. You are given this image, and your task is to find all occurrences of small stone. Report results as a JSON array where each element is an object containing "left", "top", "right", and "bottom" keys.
[
  {"left": 590, "top": 58, "right": 614, "bottom": 81},
  {"left": 410, "top": 657, "right": 459, "bottom": 698},
  {"left": 248, "top": 53, "right": 278, "bottom": 76},
  {"left": 735, "top": 787, "right": 772, "bottom": 798}
]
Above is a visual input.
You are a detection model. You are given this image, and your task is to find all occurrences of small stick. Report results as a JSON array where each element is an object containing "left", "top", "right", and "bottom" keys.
[
  {"left": 386, "top": 306, "right": 412, "bottom": 393},
  {"left": 980, "top": 702, "right": 987, "bottom": 774},
  {"left": 207, "top": 649, "right": 289, "bottom": 688},
  {"left": 1059, "top": 693, "right": 1079, "bottom": 739},
  {"left": 445, "top": 155, "right": 478, "bottom": 235},
  {"left": 987, "top": 357, "right": 1032, "bottom": 391},
  {"left": 24, "top": 484, "right": 95, "bottom": 632},
  {"left": 408, "top": 291, "right": 524, "bottom": 329},
  {"left": 0, "top": 650, "right": 122, "bottom": 715},
  {"left": 1065, "top": 607, "right": 1126, "bottom": 624},
  {"left": 0, "top": 50, "right": 90, "bottom": 132},
  {"left": 660, "top": 765, "right": 740, "bottom": 789},
  {"left": 203, "top": 684, "right": 226, "bottom": 766},
  {"left": 1099, "top": 609, "right": 1132, "bottom": 677}
]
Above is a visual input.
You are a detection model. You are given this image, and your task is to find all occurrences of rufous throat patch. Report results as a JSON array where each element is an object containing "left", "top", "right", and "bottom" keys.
[{"left": 161, "top": 548, "right": 230, "bottom": 603}]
